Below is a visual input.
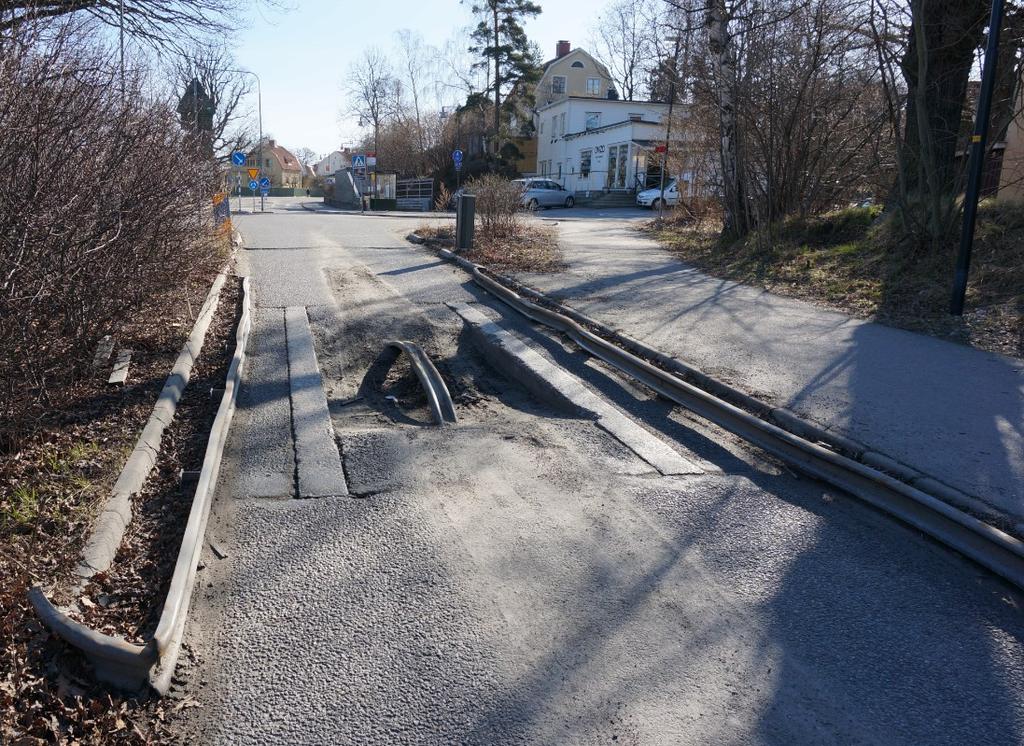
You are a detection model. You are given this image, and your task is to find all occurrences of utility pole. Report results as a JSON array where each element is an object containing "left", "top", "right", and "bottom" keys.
[
  {"left": 951, "top": 0, "right": 1005, "bottom": 315},
  {"left": 658, "top": 34, "right": 682, "bottom": 221}
]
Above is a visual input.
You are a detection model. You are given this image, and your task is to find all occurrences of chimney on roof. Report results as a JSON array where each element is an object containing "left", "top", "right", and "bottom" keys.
[
  {"left": 556, "top": 40, "right": 570, "bottom": 58},
  {"left": 268, "top": 139, "right": 276, "bottom": 147}
]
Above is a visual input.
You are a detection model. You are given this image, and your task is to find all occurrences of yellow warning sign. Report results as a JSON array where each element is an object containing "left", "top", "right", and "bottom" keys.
[{"left": 247, "top": 167, "right": 260, "bottom": 179}]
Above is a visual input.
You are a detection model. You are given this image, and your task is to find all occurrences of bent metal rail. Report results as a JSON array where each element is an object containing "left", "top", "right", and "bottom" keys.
[{"left": 435, "top": 248, "right": 1024, "bottom": 592}]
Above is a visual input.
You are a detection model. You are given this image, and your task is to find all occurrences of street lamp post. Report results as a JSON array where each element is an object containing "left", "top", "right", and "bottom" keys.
[
  {"left": 225, "top": 68, "right": 264, "bottom": 213},
  {"left": 951, "top": 0, "right": 1005, "bottom": 315}
]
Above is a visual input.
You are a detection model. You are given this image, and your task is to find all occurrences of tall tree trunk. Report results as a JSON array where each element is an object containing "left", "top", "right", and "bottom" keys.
[
  {"left": 708, "top": 0, "right": 749, "bottom": 238},
  {"left": 493, "top": 4, "right": 501, "bottom": 156},
  {"left": 899, "top": 0, "right": 987, "bottom": 206}
]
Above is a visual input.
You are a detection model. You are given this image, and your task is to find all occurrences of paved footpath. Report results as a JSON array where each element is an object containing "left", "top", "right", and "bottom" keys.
[{"left": 522, "top": 214, "right": 1024, "bottom": 522}]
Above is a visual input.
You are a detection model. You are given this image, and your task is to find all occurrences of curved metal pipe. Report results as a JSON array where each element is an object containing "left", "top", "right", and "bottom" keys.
[{"left": 385, "top": 340, "right": 457, "bottom": 426}]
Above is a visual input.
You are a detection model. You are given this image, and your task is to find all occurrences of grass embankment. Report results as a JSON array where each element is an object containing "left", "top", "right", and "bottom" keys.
[
  {"left": 647, "top": 202, "right": 1023, "bottom": 357},
  {"left": 416, "top": 222, "right": 563, "bottom": 274}
]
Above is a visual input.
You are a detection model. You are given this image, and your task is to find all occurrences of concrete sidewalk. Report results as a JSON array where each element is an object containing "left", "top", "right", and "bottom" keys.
[{"left": 517, "top": 219, "right": 1024, "bottom": 523}]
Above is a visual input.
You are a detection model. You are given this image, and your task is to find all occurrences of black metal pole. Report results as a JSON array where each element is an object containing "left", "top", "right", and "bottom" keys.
[{"left": 951, "top": 0, "right": 1005, "bottom": 316}]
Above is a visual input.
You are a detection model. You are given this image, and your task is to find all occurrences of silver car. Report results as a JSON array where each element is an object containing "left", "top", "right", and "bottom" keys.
[{"left": 513, "top": 178, "right": 575, "bottom": 210}]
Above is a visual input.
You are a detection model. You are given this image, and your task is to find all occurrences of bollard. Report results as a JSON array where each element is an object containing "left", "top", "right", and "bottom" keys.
[{"left": 455, "top": 193, "right": 475, "bottom": 252}]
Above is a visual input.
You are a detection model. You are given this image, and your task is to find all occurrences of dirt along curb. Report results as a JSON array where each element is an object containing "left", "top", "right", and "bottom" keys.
[
  {"left": 407, "top": 231, "right": 1024, "bottom": 542},
  {"left": 74, "top": 273, "right": 227, "bottom": 582},
  {"left": 29, "top": 275, "right": 253, "bottom": 692}
]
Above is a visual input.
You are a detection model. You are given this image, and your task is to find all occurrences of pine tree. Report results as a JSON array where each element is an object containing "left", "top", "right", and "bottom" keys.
[{"left": 468, "top": 0, "right": 542, "bottom": 156}]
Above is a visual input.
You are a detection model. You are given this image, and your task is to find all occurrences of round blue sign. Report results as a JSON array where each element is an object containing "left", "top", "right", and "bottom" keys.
[
  {"left": 231, "top": 151, "right": 246, "bottom": 166},
  {"left": 452, "top": 149, "right": 464, "bottom": 163},
  {"left": 248, "top": 179, "right": 259, "bottom": 191},
  {"left": 259, "top": 177, "right": 271, "bottom": 189}
]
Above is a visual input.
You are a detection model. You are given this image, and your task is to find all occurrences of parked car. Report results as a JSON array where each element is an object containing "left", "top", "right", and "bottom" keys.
[
  {"left": 636, "top": 181, "right": 680, "bottom": 209},
  {"left": 513, "top": 178, "right": 575, "bottom": 210}
]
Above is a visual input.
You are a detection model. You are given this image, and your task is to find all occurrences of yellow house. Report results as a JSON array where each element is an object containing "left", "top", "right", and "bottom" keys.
[
  {"left": 246, "top": 139, "right": 303, "bottom": 188},
  {"left": 535, "top": 42, "right": 616, "bottom": 108},
  {"left": 510, "top": 42, "right": 616, "bottom": 174}
]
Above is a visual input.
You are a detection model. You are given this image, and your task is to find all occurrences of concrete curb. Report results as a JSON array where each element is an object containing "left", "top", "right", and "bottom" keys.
[
  {"left": 76, "top": 272, "right": 227, "bottom": 580},
  {"left": 30, "top": 276, "right": 253, "bottom": 692},
  {"left": 411, "top": 232, "right": 1022, "bottom": 537},
  {"left": 450, "top": 302, "right": 701, "bottom": 476}
]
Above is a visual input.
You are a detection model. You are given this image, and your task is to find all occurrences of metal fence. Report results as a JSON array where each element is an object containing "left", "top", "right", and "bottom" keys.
[{"left": 395, "top": 178, "right": 434, "bottom": 211}]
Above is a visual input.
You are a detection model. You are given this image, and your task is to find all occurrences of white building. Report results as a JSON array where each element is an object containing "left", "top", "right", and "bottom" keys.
[
  {"left": 314, "top": 150, "right": 350, "bottom": 178},
  {"left": 535, "top": 97, "right": 690, "bottom": 195}
]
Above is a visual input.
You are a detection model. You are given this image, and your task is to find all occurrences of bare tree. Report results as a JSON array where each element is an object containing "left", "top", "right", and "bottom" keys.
[
  {"left": 345, "top": 46, "right": 400, "bottom": 159},
  {"left": 395, "top": 29, "right": 431, "bottom": 155},
  {"left": 171, "top": 44, "right": 254, "bottom": 162},
  {"left": 0, "top": 0, "right": 272, "bottom": 49},
  {"left": 590, "top": 0, "right": 656, "bottom": 101}
]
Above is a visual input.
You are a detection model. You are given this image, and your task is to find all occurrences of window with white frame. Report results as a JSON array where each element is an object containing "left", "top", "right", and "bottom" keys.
[
  {"left": 580, "top": 149, "right": 592, "bottom": 178},
  {"left": 559, "top": 113, "right": 565, "bottom": 136},
  {"left": 551, "top": 75, "right": 566, "bottom": 94},
  {"left": 585, "top": 112, "right": 601, "bottom": 130},
  {"left": 551, "top": 115, "right": 557, "bottom": 138},
  {"left": 571, "top": 61, "right": 584, "bottom": 68},
  {"left": 586, "top": 78, "right": 601, "bottom": 95}
]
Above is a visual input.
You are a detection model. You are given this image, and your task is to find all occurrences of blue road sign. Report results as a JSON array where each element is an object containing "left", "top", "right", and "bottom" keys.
[
  {"left": 352, "top": 154, "right": 366, "bottom": 168},
  {"left": 452, "top": 149, "right": 463, "bottom": 164},
  {"left": 259, "top": 177, "right": 271, "bottom": 189},
  {"left": 248, "top": 179, "right": 259, "bottom": 191},
  {"left": 231, "top": 151, "right": 246, "bottom": 166},
  {"left": 454, "top": 161, "right": 463, "bottom": 171}
]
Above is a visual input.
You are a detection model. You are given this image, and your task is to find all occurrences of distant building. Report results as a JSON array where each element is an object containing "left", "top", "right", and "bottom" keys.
[
  {"left": 246, "top": 139, "right": 302, "bottom": 188},
  {"left": 536, "top": 97, "right": 694, "bottom": 194},
  {"left": 314, "top": 150, "right": 351, "bottom": 179}
]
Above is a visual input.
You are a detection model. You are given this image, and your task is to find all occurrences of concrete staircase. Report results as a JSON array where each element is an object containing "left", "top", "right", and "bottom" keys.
[{"left": 572, "top": 191, "right": 637, "bottom": 209}]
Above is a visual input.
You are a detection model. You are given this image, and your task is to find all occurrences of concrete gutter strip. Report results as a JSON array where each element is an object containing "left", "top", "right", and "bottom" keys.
[
  {"left": 77, "top": 272, "right": 228, "bottom": 580},
  {"left": 30, "top": 276, "right": 253, "bottom": 693},
  {"left": 423, "top": 239, "right": 1018, "bottom": 536},
  {"left": 285, "top": 306, "right": 349, "bottom": 498},
  {"left": 450, "top": 302, "right": 700, "bottom": 477}
]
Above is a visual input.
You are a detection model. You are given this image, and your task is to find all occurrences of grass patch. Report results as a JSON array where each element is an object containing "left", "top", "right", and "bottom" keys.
[{"left": 646, "top": 202, "right": 1023, "bottom": 356}]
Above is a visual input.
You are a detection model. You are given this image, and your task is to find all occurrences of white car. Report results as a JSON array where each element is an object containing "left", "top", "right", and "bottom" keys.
[{"left": 636, "top": 181, "right": 680, "bottom": 209}]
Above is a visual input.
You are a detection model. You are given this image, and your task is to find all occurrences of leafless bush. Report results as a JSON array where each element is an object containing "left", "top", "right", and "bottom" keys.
[
  {"left": 0, "top": 24, "right": 224, "bottom": 447},
  {"left": 435, "top": 182, "right": 453, "bottom": 212},
  {"left": 469, "top": 173, "right": 524, "bottom": 238}
]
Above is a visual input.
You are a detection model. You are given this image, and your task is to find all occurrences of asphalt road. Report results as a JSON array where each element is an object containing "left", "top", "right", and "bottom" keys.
[
  {"left": 172, "top": 201, "right": 1024, "bottom": 745},
  {"left": 511, "top": 213, "right": 1024, "bottom": 524}
]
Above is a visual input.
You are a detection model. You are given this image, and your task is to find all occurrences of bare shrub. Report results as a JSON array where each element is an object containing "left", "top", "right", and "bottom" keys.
[
  {"left": 469, "top": 173, "right": 523, "bottom": 238},
  {"left": 0, "top": 25, "right": 224, "bottom": 448},
  {"left": 435, "top": 182, "right": 452, "bottom": 212}
]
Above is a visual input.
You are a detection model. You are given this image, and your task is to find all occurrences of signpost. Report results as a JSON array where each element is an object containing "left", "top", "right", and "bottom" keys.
[
  {"left": 453, "top": 149, "right": 463, "bottom": 189},
  {"left": 249, "top": 178, "right": 258, "bottom": 211}
]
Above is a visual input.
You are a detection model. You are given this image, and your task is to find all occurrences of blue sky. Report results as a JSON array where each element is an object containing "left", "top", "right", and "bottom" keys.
[{"left": 231, "top": 0, "right": 591, "bottom": 158}]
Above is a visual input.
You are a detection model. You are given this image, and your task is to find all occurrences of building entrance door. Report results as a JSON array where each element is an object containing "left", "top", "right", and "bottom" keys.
[{"left": 606, "top": 144, "right": 628, "bottom": 190}]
